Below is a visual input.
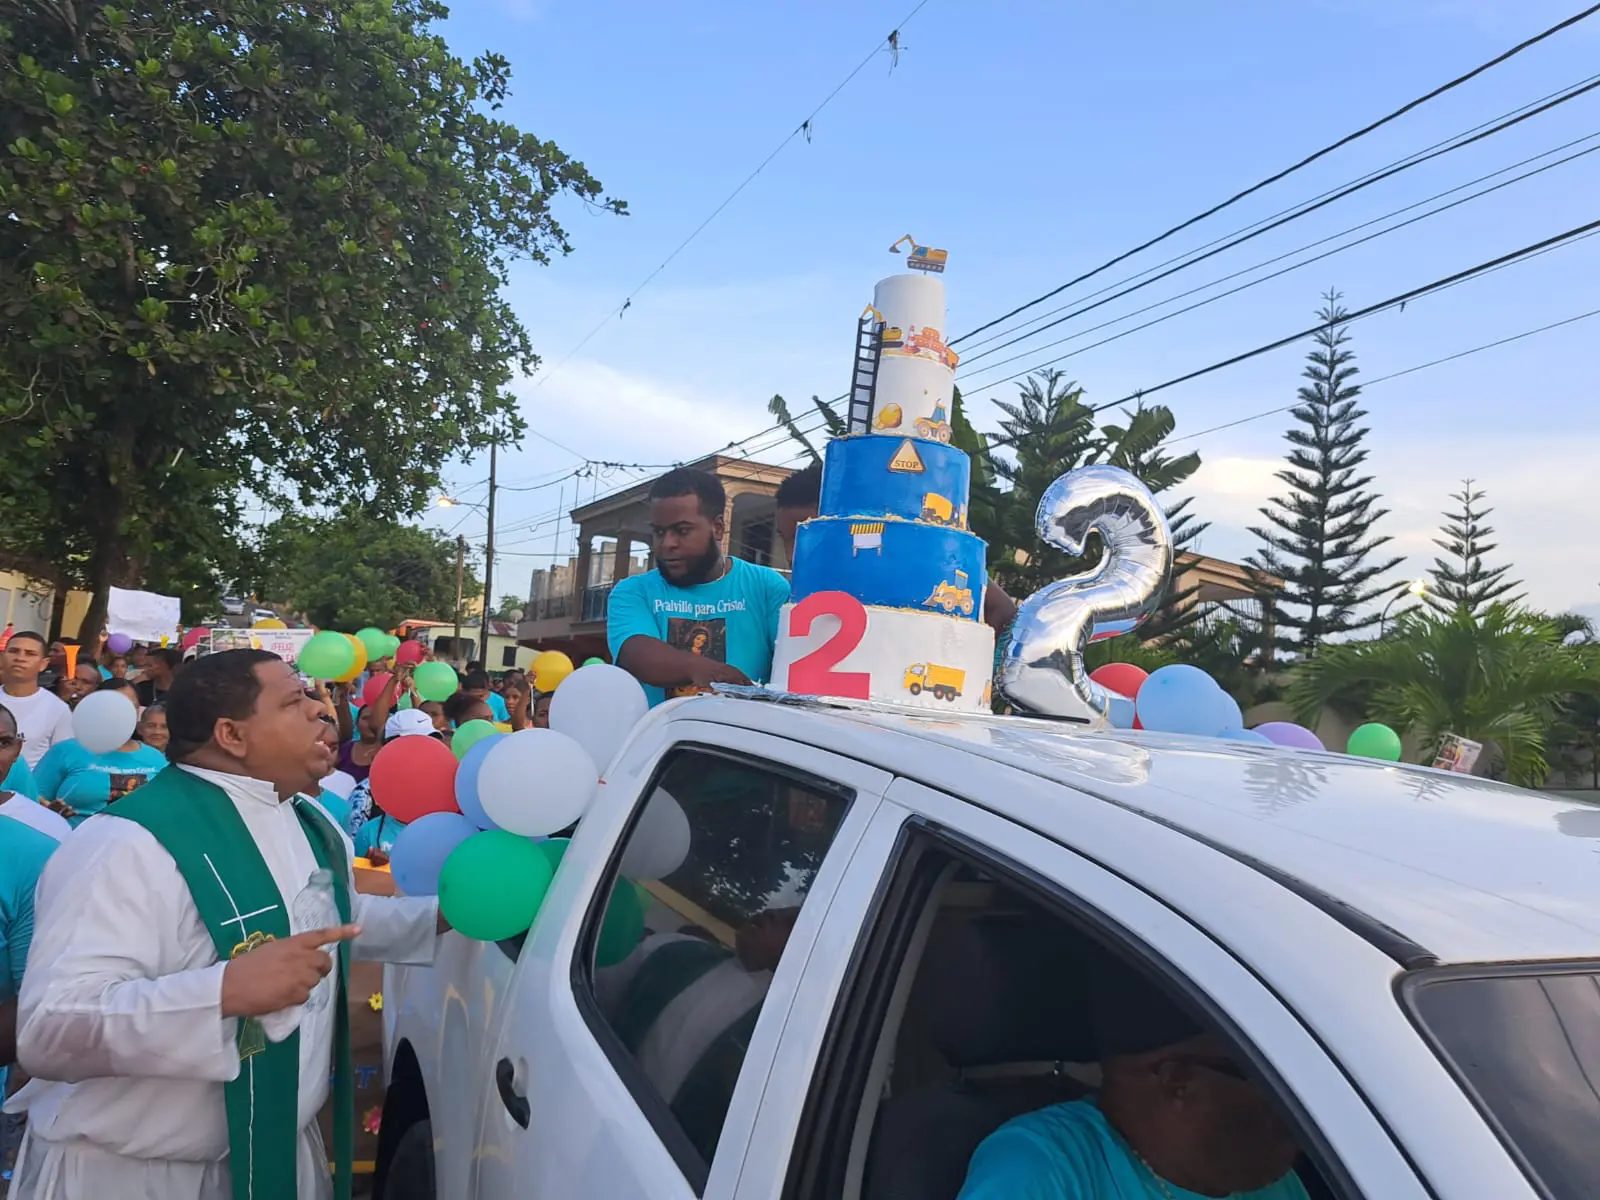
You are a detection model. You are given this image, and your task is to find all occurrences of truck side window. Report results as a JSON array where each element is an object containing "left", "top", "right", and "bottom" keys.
[{"left": 576, "top": 747, "right": 853, "bottom": 1184}]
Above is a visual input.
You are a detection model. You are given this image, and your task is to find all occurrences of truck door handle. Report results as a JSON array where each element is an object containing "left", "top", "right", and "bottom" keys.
[{"left": 495, "top": 1056, "right": 530, "bottom": 1129}]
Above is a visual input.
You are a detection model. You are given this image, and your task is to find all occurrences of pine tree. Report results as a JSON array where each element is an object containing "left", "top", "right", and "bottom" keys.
[
  {"left": 1247, "top": 292, "right": 1402, "bottom": 657},
  {"left": 1427, "top": 480, "right": 1523, "bottom": 617}
]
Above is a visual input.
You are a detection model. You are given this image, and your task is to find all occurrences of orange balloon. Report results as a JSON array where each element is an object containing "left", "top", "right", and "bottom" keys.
[{"left": 336, "top": 633, "right": 369, "bottom": 682}]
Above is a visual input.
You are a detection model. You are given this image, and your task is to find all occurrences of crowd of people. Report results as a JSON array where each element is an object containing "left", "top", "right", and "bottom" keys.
[{"left": 0, "top": 623, "right": 556, "bottom": 1197}]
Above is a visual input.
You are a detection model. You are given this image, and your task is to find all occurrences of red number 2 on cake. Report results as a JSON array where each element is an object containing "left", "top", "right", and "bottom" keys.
[{"left": 787, "top": 591, "right": 871, "bottom": 699}]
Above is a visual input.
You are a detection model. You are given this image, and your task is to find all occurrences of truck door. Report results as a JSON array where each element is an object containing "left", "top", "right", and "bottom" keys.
[{"left": 473, "top": 719, "right": 892, "bottom": 1199}]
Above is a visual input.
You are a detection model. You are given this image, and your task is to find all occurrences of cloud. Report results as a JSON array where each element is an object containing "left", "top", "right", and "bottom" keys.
[{"left": 1184, "top": 434, "right": 1600, "bottom": 615}]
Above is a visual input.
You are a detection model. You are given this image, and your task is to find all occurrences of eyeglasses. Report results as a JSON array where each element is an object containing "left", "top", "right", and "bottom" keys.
[{"left": 0, "top": 734, "right": 25, "bottom": 750}]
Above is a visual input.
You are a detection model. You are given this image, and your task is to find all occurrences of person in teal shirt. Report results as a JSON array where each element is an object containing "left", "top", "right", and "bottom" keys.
[
  {"left": 608, "top": 468, "right": 789, "bottom": 707},
  {"left": 1, "top": 812, "right": 60, "bottom": 1089},
  {"left": 34, "top": 680, "right": 167, "bottom": 825},
  {"left": 2, "top": 755, "right": 36, "bottom": 800},
  {"left": 353, "top": 804, "right": 405, "bottom": 859},
  {"left": 957, "top": 959, "right": 1309, "bottom": 1200}
]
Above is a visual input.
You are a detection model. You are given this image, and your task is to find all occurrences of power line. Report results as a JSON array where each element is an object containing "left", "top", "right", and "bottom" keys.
[
  {"left": 976, "top": 215, "right": 1600, "bottom": 450},
  {"left": 1167, "top": 304, "right": 1600, "bottom": 445},
  {"left": 956, "top": 72, "right": 1600, "bottom": 357},
  {"left": 532, "top": 0, "right": 936, "bottom": 392},
  {"left": 955, "top": 76, "right": 1600, "bottom": 374},
  {"left": 954, "top": 133, "right": 1600, "bottom": 393},
  {"left": 953, "top": 2, "right": 1600, "bottom": 347}
]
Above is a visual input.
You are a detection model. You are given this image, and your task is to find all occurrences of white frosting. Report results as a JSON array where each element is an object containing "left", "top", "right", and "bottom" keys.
[
  {"left": 770, "top": 602, "right": 995, "bottom": 713},
  {"left": 872, "top": 274, "right": 955, "bottom": 438}
]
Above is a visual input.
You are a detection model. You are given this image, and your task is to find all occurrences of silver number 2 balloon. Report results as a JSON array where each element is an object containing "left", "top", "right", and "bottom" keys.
[{"left": 998, "top": 465, "right": 1174, "bottom": 722}]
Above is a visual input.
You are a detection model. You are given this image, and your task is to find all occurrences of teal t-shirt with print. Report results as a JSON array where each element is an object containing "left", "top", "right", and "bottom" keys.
[
  {"left": 1, "top": 812, "right": 60, "bottom": 1094},
  {"left": 354, "top": 812, "right": 406, "bottom": 857},
  {"left": 3, "top": 757, "right": 37, "bottom": 800},
  {"left": 34, "top": 739, "right": 169, "bottom": 824},
  {"left": 957, "top": 1098, "right": 1310, "bottom": 1200},
  {"left": 606, "top": 557, "right": 790, "bottom": 707}
]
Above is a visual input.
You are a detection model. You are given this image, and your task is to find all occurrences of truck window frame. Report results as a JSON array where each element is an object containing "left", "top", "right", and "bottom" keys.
[
  {"left": 781, "top": 816, "right": 1367, "bottom": 1200},
  {"left": 569, "top": 740, "right": 858, "bottom": 1196}
]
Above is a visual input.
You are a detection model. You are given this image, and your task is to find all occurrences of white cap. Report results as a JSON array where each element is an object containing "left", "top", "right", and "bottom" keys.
[{"left": 384, "top": 709, "right": 436, "bottom": 740}]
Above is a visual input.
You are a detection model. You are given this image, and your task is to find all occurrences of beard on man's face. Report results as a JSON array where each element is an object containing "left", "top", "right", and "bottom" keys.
[{"left": 661, "top": 540, "right": 723, "bottom": 586}]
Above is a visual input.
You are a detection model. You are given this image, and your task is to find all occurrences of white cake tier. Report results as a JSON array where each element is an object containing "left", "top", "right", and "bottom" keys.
[
  {"left": 769, "top": 593, "right": 995, "bottom": 713},
  {"left": 871, "top": 274, "right": 956, "bottom": 441}
]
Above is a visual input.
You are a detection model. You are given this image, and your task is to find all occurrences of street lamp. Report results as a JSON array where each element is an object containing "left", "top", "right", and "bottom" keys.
[{"left": 1380, "top": 577, "right": 1428, "bottom": 636}]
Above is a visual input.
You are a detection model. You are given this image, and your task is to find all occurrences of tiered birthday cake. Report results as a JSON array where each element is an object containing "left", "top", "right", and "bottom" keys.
[{"left": 770, "top": 255, "right": 995, "bottom": 712}]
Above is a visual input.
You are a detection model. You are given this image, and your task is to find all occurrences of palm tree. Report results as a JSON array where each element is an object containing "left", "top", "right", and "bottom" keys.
[{"left": 1288, "top": 603, "right": 1600, "bottom": 787}]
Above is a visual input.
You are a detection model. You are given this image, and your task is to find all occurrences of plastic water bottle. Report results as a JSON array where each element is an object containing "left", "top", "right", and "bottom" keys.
[{"left": 291, "top": 868, "right": 340, "bottom": 1012}]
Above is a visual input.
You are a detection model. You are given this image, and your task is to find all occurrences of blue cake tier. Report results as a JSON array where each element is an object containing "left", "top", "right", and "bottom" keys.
[
  {"left": 819, "top": 434, "right": 972, "bottom": 529},
  {"left": 790, "top": 517, "right": 988, "bottom": 621}
]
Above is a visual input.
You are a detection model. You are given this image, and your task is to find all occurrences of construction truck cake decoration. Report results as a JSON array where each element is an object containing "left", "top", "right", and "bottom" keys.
[{"left": 769, "top": 238, "right": 997, "bottom": 712}]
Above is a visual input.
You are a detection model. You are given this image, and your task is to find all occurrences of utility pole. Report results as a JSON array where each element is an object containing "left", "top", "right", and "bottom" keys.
[
  {"left": 453, "top": 535, "right": 466, "bottom": 665},
  {"left": 478, "top": 436, "right": 497, "bottom": 668}
]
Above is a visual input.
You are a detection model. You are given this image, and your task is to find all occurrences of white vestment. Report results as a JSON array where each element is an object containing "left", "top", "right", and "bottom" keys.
[{"left": 6, "top": 765, "right": 439, "bottom": 1200}]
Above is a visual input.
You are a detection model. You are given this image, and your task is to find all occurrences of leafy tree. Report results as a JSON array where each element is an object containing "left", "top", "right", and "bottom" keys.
[
  {"left": 767, "top": 393, "right": 845, "bottom": 462},
  {"left": 1247, "top": 292, "right": 1402, "bottom": 656},
  {"left": 1427, "top": 479, "right": 1523, "bottom": 617},
  {"left": 491, "top": 594, "right": 525, "bottom": 621},
  {"left": 0, "top": 0, "right": 624, "bottom": 639},
  {"left": 1289, "top": 603, "right": 1600, "bottom": 787},
  {"left": 973, "top": 370, "right": 1203, "bottom": 608},
  {"left": 250, "top": 511, "right": 480, "bottom": 631}
]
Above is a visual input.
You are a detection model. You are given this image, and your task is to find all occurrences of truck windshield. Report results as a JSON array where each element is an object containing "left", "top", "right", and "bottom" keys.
[{"left": 1403, "top": 963, "right": 1600, "bottom": 1199}]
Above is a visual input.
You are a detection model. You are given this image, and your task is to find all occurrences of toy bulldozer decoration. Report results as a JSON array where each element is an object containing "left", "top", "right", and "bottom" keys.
[{"left": 890, "top": 235, "right": 948, "bottom": 274}]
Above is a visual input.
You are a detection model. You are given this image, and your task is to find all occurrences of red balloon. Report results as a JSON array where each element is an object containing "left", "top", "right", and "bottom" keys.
[
  {"left": 1089, "top": 662, "right": 1149, "bottom": 700},
  {"left": 369, "top": 736, "right": 460, "bottom": 823},
  {"left": 395, "top": 641, "right": 426, "bottom": 667},
  {"left": 361, "top": 672, "right": 394, "bottom": 709}
]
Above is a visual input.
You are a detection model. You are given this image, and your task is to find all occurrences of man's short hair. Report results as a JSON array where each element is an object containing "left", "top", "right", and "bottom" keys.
[
  {"left": 164, "top": 649, "right": 281, "bottom": 763},
  {"left": 775, "top": 460, "right": 822, "bottom": 511},
  {"left": 57, "top": 636, "right": 80, "bottom": 647},
  {"left": 7, "top": 631, "right": 46, "bottom": 650},
  {"left": 0, "top": 703, "right": 16, "bottom": 734},
  {"left": 463, "top": 669, "right": 490, "bottom": 692},
  {"left": 148, "top": 647, "right": 183, "bottom": 671},
  {"left": 649, "top": 468, "right": 726, "bottom": 520},
  {"left": 96, "top": 677, "right": 138, "bottom": 694}
]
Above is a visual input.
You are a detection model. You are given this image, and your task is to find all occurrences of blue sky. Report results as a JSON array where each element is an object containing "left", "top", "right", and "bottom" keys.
[{"left": 423, "top": 0, "right": 1600, "bottom": 622}]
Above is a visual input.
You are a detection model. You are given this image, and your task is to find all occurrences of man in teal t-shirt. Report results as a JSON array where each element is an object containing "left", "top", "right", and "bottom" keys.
[
  {"left": 2, "top": 813, "right": 60, "bottom": 1091},
  {"left": 958, "top": 958, "right": 1309, "bottom": 1200},
  {"left": 608, "top": 468, "right": 790, "bottom": 707},
  {"left": 34, "top": 737, "right": 168, "bottom": 825}
]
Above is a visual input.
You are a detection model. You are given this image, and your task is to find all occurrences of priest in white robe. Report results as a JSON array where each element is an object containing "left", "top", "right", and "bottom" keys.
[{"left": 7, "top": 649, "right": 445, "bottom": 1200}]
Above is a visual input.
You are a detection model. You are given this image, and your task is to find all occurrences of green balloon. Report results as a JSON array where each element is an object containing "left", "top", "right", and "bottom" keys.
[
  {"left": 451, "top": 719, "right": 499, "bottom": 760},
  {"left": 597, "top": 877, "right": 645, "bottom": 967},
  {"left": 398, "top": 694, "right": 414, "bottom": 710},
  {"left": 439, "top": 831, "right": 554, "bottom": 941},
  {"left": 298, "top": 630, "right": 357, "bottom": 680},
  {"left": 583, "top": 656, "right": 606, "bottom": 666},
  {"left": 382, "top": 634, "right": 402, "bottom": 658},
  {"left": 413, "top": 660, "right": 460, "bottom": 702},
  {"left": 536, "top": 839, "right": 641, "bottom": 966},
  {"left": 1347, "top": 722, "right": 1403, "bottom": 762},
  {"left": 355, "top": 627, "right": 388, "bottom": 662}
]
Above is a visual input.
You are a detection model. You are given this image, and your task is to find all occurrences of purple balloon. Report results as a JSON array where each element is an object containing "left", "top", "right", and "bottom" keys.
[
  {"left": 106, "top": 632, "right": 133, "bottom": 655},
  {"left": 1254, "top": 721, "right": 1324, "bottom": 751}
]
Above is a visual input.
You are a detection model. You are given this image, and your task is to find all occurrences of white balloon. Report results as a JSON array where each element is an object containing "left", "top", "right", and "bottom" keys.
[
  {"left": 620, "top": 787, "right": 691, "bottom": 881},
  {"left": 478, "top": 728, "right": 598, "bottom": 837},
  {"left": 548, "top": 663, "right": 649, "bottom": 773},
  {"left": 73, "top": 690, "right": 137, "bottom": 755}
]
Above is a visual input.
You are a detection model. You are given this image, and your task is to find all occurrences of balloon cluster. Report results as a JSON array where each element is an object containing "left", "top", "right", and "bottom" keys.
[
  {"left": 298, "top": 627, "right": 405, "bottom": 683},
  {"left": 376, "top": 662, "right": 659, "bottom": 958},
  {"left": 1089, "top": 663, "right": 1404, "bottom": 761}
]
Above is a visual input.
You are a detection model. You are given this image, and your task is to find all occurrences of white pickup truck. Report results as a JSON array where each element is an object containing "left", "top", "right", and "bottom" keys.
[{"left": 376, "top": 694, "right": 1600, "bottom": 1200}]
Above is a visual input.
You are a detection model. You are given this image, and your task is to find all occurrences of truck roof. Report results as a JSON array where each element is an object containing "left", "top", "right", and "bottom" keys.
[{"left": 671, "top": 696, "right": 1600, "bottom": 965}]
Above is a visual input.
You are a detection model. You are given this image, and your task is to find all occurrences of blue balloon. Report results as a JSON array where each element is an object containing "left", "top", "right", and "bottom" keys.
[
  {"left": 1107, "top": 693, "right": 1137, "bottom": 729},
  {"left": 390, "top": 811, "right": 478, "bottom": 897},
  {"left": 1136, "top": 664, "right": 1228, "bottom": 736},
  {"left": 1219, "top": 727, "right": 1273, "bottom": 745},
  {"left": 1212, "top": 688, "right": 1244, "bottom": 736},
  {"left": 455, "top": 732, "right": 504, "bottom": 830}
]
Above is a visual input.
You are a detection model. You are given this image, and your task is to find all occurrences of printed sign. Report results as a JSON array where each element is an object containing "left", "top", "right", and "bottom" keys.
[
  {"left": 1431, "top": 733, "right": 1483, "bottom": 775},
  {"left": 204, "top": 626, "right": 317, "bottom": 665}
]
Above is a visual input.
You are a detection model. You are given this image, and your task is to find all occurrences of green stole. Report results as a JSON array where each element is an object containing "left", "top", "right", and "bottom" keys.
[{"left": 111, "top": 765, "right": 354, "bottom": 1200}]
